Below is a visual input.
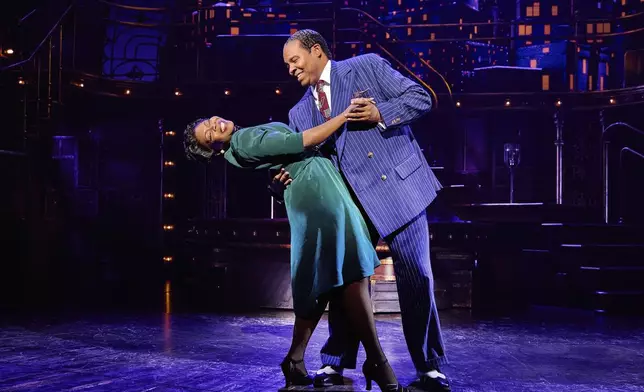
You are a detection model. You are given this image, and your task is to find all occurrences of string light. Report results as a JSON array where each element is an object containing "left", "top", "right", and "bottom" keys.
[
  {"left": 163, "top": 193, "right": 175, "bottom": 199},
  {"left": 275, "top": 88, "right": 282, "bottom": 95},
  {"left": 224, "top": 89, "right": 231, "bottom": 96},
  {"left": 504, "top": 99, "right": 511, "bottom": 107},
  {"left": 17, "top": 77, "right": 25, "bottom": 85},
  {"left": 165, "top": 131, "right": 176, "bottom": 136},
  {"left": 609, "top": 98, "right": 616, "bottom": 104},
  {"left": 4, "top": 49, "right": 14, "bottom": 55},
  {"left": 555, "top": 99, "right": 562, "bottom": 107},
  {"left": 456, "top": 101, "right": 461, "bottom": 107},
  {"left": 174, "top": 88, "right": 182, "bottom": 96},
  {"left": 163, "top": 256, "right": 173, "bottom": 263},
  {"left": 163, "top": 224, "right": 175, "bottom": 231},
  {"left": 164, "top": 161, "right": 175, "bottom": 167},
  {"left": 125, "top": 89, "right": 131, "bottom": 95}
]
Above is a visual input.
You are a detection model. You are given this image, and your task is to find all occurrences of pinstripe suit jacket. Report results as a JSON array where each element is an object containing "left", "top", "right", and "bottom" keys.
[{"left": 287, "top": 53, "right": 442, "bottom": 237}]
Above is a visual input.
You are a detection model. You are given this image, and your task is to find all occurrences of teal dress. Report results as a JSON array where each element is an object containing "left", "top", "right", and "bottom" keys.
[{"left": 224, "top": 122, "right": 380, "bottom": 318}]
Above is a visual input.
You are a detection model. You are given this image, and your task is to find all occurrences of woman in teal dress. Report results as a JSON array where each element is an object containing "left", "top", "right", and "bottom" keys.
[{"left": 184, "top": 106, "right": 408, "bottom": 392}]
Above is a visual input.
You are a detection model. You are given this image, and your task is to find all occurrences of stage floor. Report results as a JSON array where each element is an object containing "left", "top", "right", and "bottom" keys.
[{"left": 1, "top": 307, "right": 643, "bottom": 392}]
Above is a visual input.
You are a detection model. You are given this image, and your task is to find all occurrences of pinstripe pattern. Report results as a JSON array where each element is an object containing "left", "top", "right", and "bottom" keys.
[
  {"left": 288, "top": 53, "right": 442, "bottom": 238},
  {"left": 288, "top": 53, "right": 447, "bottom": 372},
  {"left": 387, "top": 211, "right": 447, "bottom": 371}
]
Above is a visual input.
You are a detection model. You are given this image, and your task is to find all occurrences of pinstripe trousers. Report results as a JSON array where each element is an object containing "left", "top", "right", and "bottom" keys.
[{"left": 320, "top": 185, "right": 448, "bottom": 372}]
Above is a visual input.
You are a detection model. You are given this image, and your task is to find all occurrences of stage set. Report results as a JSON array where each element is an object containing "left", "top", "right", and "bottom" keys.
[{"left": 1, "top": 0, "right": 644, "bottom": 391}]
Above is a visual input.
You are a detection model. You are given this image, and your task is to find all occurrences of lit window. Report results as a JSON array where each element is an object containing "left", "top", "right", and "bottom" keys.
[
  {"left": 530, "top": 59, "right": 537, "bottom": 68},
  {"left": 597, "top": 23, "right": 604, "bottom": 33},
  {"left": 582, "top": 59, "right": 587, "bottom": 74},
  {"left": 542, "top": 75, "right": 550, "bottom": 90},
  {"left": 526, "top": 25, "right": 533, "bottom": 35},
  {"left": 587, "top": 24, "right": 593, "bottom": 34},
  {"left": 519, "top": 25, "right": 526, "bottom": 35},
  {"left": 527, "top": 6, "right": 533, "bottom": 16},
  {"left": 533, "top": 2, "right": 540, "bottom": 16},
  {"left": 569, "top": 74, "right": 574, "bottom": 90},
  {"left": 604, "top": 23, "right": 611, "bottom": 33},
  {"left": 552, "top": 5, "right": 558, "bottom": 16},
  {"left": 543, "top": 47, "right": 550, "bottom": 53},
  {"left": 544, "top": 24, "right": 551, "bottom": 35},
  {"left": 589, "top": 75, "right": 593, "bottom": 91},
  {"left": 600, "top": 76, "right": 605, "bottom": 91},
  {"left": 606, "top": 63, "right": 610, "bottom": 76}
]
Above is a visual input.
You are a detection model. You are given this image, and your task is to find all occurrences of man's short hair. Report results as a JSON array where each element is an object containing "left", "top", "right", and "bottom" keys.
[
  {"left": 183, "top": 118, "right": 214, "bottom": 162},
  {"left": 286, "top": 29, "right": 332, "bottom": 59}
]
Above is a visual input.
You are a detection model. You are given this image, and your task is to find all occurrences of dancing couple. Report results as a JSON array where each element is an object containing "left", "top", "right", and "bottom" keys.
[{"left": 183, "top": 30, "right": 450, "bottom": 392}]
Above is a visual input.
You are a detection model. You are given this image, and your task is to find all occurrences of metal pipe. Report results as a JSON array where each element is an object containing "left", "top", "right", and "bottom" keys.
[
  {"left": 554, "top": 112, "right": 564, "bottom": 205},
  {"left": 601, "top": 121, "right": 644, "bottom": 223},
  {"left": 47, "top": 36, "right": 52, "bottom": 119},
  {"left": 58, "top": 25, "right": 63, "bottom": 104},
  {"left": 603, "top": 140, "right": 610, "bottom": 223}
]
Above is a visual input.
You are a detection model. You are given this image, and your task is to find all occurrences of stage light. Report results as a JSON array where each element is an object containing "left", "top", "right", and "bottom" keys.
[
  {"left": 505, "top": 99, "right": 511, "bottom": 107},
  {"left": 164, "top": 193, "right": 175, "bottom": 199},
  {"left": 125, "top": 89, "right": 131, "bottom": 95},
  {"left": 4, "top": 49, "right": 14, "bottom": 55},
  {"left": 17, "top": 77, "right": 25, "bottom": 85},
  {"left": 163, "top": 256, "right": 173, "bottom": 263},
  {"left": 456, "top": 101, "right": 461, "bottom": 107},
  {"left": 174, "top": 89, "right": 182, "bottom": 96},
  {"left": 224, "top": 89, "right": 231, "bottom": 96},
  {"left": 163, "top": 225, "right": 175, "bottom": 231},
  {"left": 275, "top": 88, "right": 281, "bottom": 95},
  {"left": 164, "top": 161, "right": 175, "bottom": 167},
  {"left": 165, "top": 131, "right": 176, "bottom": 136},
  {"left": 609, "top": 98, "right": 616, "bottom": 104}
]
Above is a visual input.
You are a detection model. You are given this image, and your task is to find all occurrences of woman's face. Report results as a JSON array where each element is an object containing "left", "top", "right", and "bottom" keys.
[{"left": 194, "top": 116, "right": 235, "bottom": 150}]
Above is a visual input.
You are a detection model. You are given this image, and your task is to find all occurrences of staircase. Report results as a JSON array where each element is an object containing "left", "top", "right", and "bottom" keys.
[
  {"left": 522, "top": 223, "right": 644, "bottom": 314},
  {"left": 0, "top": 4, "right": 74, "bottom": 308}
]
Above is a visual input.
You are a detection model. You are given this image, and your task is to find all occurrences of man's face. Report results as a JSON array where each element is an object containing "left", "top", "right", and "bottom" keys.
[
  {"left": 194, "top": 116, "right": 235, "bottom": 150},
  {"left": 283, "top": 40, "right": 325, "bottom": 87}
]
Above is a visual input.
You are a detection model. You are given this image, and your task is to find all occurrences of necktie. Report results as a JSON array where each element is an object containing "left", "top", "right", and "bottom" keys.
[{"left": 316, "top": 80, "right": 331, "bottom": 121}]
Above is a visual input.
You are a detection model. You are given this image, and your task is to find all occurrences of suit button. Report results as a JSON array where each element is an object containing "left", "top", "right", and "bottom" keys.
[
  {"left": 381, "top": 175, "right": 387, "bottom": 181},
  {"left": 367, "top": 152, "right": 374, "bottom": 158}
]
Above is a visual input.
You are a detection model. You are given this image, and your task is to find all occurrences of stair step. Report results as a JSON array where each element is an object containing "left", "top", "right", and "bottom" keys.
[
  {"left": 558, "top": 244, "right": 644, "bottom": 266},
  {"left": 524, "top": 223, "right": 644, "bottom": 248}
]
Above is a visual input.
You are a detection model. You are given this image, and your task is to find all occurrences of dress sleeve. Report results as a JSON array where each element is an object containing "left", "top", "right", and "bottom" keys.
[{"left": 224, "top": 122, "right": 304, "bottom": 169}]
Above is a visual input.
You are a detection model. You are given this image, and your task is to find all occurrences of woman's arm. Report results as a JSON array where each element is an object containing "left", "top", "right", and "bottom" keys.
[{"left": 301, "top": 108, "right": 353, "bottom": 147}]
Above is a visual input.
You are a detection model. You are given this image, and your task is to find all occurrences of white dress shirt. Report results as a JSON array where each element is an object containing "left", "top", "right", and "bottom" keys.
[
  {"left": 311, "top": 59, "right": 385, "bottom": 129},
  {"left": 311, "top": 60, "right": 332, "bottom": 112}
]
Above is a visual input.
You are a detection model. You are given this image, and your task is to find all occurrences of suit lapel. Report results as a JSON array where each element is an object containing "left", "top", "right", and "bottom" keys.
[
  {"left": 330, "top": 60, "right": 354, "bottom": 161},
  {"left": 330, "top": 60, "right": 353, "bottom": 118}
]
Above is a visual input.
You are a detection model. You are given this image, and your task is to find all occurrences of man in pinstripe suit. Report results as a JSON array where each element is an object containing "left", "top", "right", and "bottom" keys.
[{"left": 274, "top": 29, "right": 450, "bottom": 391}]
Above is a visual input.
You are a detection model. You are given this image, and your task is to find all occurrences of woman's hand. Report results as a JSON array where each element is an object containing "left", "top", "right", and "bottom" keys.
[{"left": 342, "top": 104, "right": 360, "bottom": 120}]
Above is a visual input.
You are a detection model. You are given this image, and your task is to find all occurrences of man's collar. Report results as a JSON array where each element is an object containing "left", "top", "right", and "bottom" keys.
[{"left": 311, "top": 60, "right": 331, "bottom": 93}]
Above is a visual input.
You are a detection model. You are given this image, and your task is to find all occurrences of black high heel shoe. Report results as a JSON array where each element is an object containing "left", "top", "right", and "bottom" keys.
[
  {"left": 280, "top": 357, "right": 313, "bottom": 387},
  {"left": 362, "top": 359, "right": 409, "bottom": 392}
]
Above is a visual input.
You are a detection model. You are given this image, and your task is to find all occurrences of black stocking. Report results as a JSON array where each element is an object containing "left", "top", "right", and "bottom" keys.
[{"left": 341, "top": 278, "right": 397, "bottom": 385}]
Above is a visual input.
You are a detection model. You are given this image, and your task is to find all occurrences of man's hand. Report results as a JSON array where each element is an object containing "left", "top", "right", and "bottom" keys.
[
  {"left": 271, "top": 168, "right": 293, "bottom": 193},
  {"left": 346, "top": 98, "right": 382, "bottom": 123}
]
